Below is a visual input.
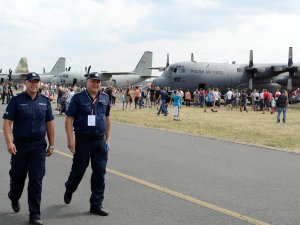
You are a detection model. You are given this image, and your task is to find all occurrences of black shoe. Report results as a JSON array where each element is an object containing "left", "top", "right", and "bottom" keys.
[
  {"left": 90, "top": 207, "right": 109, "bottom": 216},
  {"left": 29, "top": 218, "right": 43, "bottom": 225},
  {"left": 64, "top": 190, "right": 72, "bottom": 204},
  {"left": 11, "top": 200, "right": 20, "bottom": 212}
]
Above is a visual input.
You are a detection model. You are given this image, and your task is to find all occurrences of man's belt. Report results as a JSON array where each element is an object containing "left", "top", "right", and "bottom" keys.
[
  {"left": 14, "top": 137, "right": 43, "bottom": 143},
  {"left": 75, "top": 134, "right": 104, "bottom": 141}
]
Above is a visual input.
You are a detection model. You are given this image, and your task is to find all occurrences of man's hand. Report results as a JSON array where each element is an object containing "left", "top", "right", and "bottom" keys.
[
  {"left": 7, "top": 142, "right": 17, "bottom": 155},
  {"left": 67, "top": 139, "right": 76, "bottom": 154},
  {"left": 46, "top": 146, "right": 54, "bottom": 157}
]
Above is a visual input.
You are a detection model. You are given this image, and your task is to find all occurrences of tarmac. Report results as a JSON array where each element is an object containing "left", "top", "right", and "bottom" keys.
[{"left": 0, "top": 103, "right": 300, "bottom": 225}]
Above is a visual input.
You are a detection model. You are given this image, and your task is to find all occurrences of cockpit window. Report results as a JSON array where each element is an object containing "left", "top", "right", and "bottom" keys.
[{"left": 167, "top": 66, "right": 174, "bottom": 72}]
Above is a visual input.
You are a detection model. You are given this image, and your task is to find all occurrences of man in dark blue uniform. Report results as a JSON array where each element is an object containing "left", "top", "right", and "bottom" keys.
[
  {"left": 64, "top": 72, "right": 111, "bottom": 216},
  {"left": 3, "top": 72, "right": 55, "bottom": 225}
]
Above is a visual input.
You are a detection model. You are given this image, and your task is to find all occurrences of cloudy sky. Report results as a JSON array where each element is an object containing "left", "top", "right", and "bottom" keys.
[{"left": 1, "top": 0, "right": 300, "bottom": 75}]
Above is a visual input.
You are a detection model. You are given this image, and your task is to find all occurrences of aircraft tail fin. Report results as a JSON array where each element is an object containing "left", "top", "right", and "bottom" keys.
[
  {"left": 48, "top": 57, "right": 66, "bottom": 75},
  {"left": 133, "top": 51, "right": 152, "bottom": 76},
  {"left": 14, "top": 57, "right": 29, "bottom": 73}
]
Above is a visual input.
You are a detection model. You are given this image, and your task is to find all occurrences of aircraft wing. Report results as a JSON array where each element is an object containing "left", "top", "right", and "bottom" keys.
[
  {"left": 100, "top": 72, "right": 134, "bottom": 81},
  {"left": 139, "top": 75, "right": 159, "bottom": 78},
  {"left": 101, "top": 72, "right": 133, "bottom": 75},
  {"left": 148, "top": 67, "right": 166, "bottom": 72}
]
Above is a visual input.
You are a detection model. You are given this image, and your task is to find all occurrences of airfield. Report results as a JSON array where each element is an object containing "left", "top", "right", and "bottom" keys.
[{"left": 1, "top": 102, "right": 300, "bottom": 225}]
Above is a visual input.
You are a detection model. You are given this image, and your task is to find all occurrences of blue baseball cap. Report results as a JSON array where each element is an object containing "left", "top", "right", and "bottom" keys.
[
  {"left": 85, "top": 72, "right": 101, "bottom": 80},
  {"left": 25, "top": 72, "right": 41, "bottom": 81}
]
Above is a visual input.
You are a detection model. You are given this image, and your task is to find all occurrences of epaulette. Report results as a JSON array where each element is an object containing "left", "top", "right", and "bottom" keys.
[
  {"left": 40, "top": 94, "right": 49, "bottom": 99},
  {"left": 73, "top": 92, "right": 82, "bottom": 97},
  {"left": 13, "top": 92, "right": 26, "bottom": 98},
  {"left": 100, "top": 92, "right": 109, "bottom": 97}
]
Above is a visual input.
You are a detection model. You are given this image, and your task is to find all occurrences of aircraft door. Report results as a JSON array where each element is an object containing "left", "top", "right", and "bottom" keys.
[
  {"left": 73, "top": 78, "right": 77, "bottom": 86},
  {"left": 198, "top": 83, "right": 206, "bottom": 90},
  {"left": 0, "top": 78, "right": 4, "bottom": 83}
]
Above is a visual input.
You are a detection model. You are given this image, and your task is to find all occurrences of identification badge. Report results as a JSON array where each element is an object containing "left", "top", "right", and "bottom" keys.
[{"left": 88, "top": 115, "right": 96, "bottom": 126}]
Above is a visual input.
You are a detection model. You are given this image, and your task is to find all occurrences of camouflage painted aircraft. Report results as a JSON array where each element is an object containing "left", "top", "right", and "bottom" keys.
[
  {"left": 151, "top": 47, "right": 300, "bottom": 93},
  {"left": 2, "top": 57, "right": 66, "bottom": 83},
  {"left": 50, "top": 51, "right": 156, "bottom": 87},
  {"left": 0, "top": 57, "right": 29, "bottom": 83}
]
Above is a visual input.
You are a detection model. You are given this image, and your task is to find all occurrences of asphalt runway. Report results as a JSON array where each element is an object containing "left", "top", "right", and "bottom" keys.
[{"left": 0, "top": 103, "right": 300, "bottom": 225}]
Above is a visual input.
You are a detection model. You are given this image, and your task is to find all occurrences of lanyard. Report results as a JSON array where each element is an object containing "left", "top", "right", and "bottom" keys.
[{"left": 85, "top": 90, "right": 98, "bottom": 115}]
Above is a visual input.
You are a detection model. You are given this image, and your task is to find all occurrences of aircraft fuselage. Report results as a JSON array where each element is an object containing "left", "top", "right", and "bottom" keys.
[{"left": 152, "top": 61, "right": 297, "bottom": 93}]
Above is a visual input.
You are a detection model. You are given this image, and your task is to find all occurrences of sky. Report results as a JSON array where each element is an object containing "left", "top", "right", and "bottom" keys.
[{"left": 1, "top": 0, "right": 300, "bottom": 75}]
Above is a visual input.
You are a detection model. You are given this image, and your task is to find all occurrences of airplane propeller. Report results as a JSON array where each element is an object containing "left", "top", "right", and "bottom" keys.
[
  {"left": 282, "top": 47, "right": 298, "bottom": 90},
  {"left": 166, "top": 53, "right": 169, "bottom": 68},
  {"left": 191, "top": 53, "right": 194, "bottom": 62},
  {"left": 8, "top": 69, "right": 12, "bottom": 81},
  {"left": 43, "top": 67, "right": 46, "bottom": 74},
  {"left": 84, "top": 66, "right": 91, "bottom": 77},
  {"left": 236, "top": 50, "right": 270, "bottom": 90},
  {"left": 237, "top": 50, "right": 257, "bottom": 90},
  {"left": 246, "top": 50, "right": 257, "bottom": 90},
  {"left": 0, "top": 69, "right": 2, "bottom": 73}
]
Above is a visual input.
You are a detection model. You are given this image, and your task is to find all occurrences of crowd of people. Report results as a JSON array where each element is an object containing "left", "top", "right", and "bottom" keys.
[
  {"left": 1, "top": 80, "right": 299, "bottom": 123},
  {"left": 116, "top": 85, "right": 300, "bottom": 123}
]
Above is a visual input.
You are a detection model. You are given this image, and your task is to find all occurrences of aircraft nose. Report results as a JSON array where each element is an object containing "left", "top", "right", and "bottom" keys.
[
  {"left": 50, "top": 77, "right": 57, "bottom": 83},
  {"left": 152, "top": 77, "right": 163, "bottom": 87}
]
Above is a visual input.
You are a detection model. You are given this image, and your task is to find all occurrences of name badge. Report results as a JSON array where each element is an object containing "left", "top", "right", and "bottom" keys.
[{"left": 88, "top": 115, "right": 96, "bottom": 126}]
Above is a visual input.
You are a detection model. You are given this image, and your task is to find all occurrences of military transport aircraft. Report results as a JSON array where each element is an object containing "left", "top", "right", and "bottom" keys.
[
  {"left": 4, "top": 57, "right": 66, "bottom": 83},
  {"left": 50, "top": 51, "right": 155, "bottom": 87},
  {"left": 151, "top": 47, "right": 300, "bottom": 93},
  {"left": 0, "top": 57, "right": 29, "bottom": 83}
]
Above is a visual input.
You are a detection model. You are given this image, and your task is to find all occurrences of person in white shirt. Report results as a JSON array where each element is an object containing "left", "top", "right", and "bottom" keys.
[
  {"left": 66, "top": 87, "right": 75, "bottom": 111},
  {"left": 225, "top": 88, "right": 233, "bottom": 110},
  {"left": 252, "top": 89, "right": 260, "bottom": 111}
]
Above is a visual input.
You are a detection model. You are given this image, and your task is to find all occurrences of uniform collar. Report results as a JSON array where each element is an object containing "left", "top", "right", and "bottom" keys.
[
  {"left": 85, "top": 90, "right": 100, "bottom": 101},
  {"left": 24, "top": 91, "right": 40, "bottom": 100}
]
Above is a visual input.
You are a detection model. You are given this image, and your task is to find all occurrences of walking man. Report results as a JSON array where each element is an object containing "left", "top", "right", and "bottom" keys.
[
  {"left": 64, "top": 72, "right": 111, "bottom": 216},
  {"left": 3, "top": 72, "right": 55, "bottom": 225}
]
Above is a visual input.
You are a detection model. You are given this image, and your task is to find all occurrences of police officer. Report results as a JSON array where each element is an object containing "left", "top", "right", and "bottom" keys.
[
  {"left": 2, "top": 72, "right": 55, "bottom": 225},
  {"left": 64, "top": 72, "right": 111, "bottom": 216}
]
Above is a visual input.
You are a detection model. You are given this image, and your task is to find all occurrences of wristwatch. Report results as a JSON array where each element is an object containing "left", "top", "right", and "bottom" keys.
[{"left": 48, "top": 146, "right": 55, "bottom": 150}]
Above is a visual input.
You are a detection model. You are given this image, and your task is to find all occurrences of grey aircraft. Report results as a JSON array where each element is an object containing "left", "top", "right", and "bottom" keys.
[
  {"left": 151, "top": 47, "right": 300, "bottom": 93},
  {"left": 50, "top": 51, "right": 156, "bottom": 87}
]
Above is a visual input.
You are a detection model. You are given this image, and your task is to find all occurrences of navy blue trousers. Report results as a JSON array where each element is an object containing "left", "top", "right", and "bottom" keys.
[
  {"left": 9, "top": 139, "right": 47, "bottom": 220},
  {"left": 65, "top": 136, "right": 108, "bottom": 210}
]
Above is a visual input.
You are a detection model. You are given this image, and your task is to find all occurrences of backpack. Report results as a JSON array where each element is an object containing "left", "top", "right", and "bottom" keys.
[{"left": 276, "top": 97, "right": 282, "bottom": 107}]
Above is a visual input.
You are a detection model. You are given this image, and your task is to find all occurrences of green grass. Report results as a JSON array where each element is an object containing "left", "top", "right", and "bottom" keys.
[{"left": 111, "top": 104, "right": 300, "bottom": 152}]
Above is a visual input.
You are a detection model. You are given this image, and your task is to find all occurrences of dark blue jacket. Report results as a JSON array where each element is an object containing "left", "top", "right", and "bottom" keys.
[
  {"left": 66, "top": 90, "right": 110, "bottom": 136},
  {"left": 3, "top": 92, "right": 54, "bottom": 139}
]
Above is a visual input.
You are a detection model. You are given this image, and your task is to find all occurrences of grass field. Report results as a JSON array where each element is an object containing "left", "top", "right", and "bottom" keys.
[{"left": 110, "top": 104, "right": 300, "bottom": 152}]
